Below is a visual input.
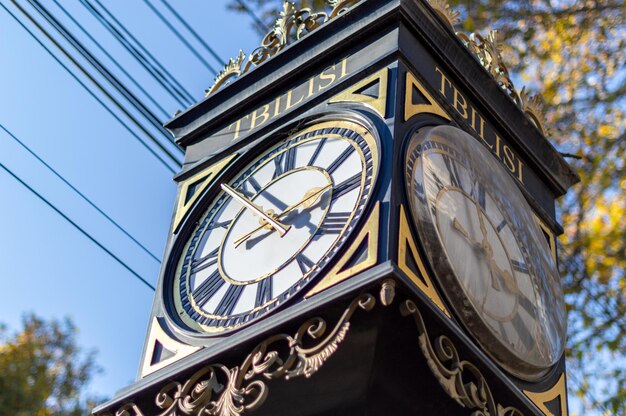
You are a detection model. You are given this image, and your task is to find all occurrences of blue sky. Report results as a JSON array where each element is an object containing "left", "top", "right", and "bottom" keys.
[{"left": 0, "top": 0, "right": 259, "bottom": 400}]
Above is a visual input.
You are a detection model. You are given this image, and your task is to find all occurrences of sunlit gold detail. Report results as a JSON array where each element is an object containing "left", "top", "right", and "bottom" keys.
[
  {"left": 220, "top": 183, "right": 291, "bottom": 236},
  {"left": 426, "top": 0, "right": 460, "bottom": 30},
  {"left": 398, "top": 205, "right": 451, "bottom": 317},
  {"left": 423, "top": 0, "right": 550, "bottom": 136},
  {"left": 207, "top": 1, "right": 360, "bottom": 96},
  {"left": 534, "top": 214, "right": 557, "bottom": 264},
  {"left": 404, "top": 72, "right": 451, "bottom": 121},
  {"left": 234, "top": 184, "right": 332, "bottom": 248},
  {"left": 305, "top": 201, "right": 380, "bottom": 297},
  {"left": 139, "top": 318, "right": 200, "bottom": 378},
  {"left": 380, "top": 278, "right": 396, "bottom": 306},
  {"left": 100, "top": 293, "right": 376, "bottom": 416},
  {"left": 523, "top": 373, "right": 568, "bottom": 416},
  {"left": 400, "top": 299, "right": 524, "bottom": 415},
  {"left": 329, "top": 68, "right": 389, "bottom": 118},
  {"left": 173, "top": 154, "right": 238, "bottom": 233}
]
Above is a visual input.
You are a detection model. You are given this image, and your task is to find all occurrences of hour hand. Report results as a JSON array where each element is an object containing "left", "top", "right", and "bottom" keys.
[
  {"left": 221, "top": 183, "right": 290, "bottom": 236},
  {"left": 452, "top": 218, "right": 481, "bottom": 249}
]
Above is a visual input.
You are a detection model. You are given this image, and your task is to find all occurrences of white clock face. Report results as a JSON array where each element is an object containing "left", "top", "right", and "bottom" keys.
[
  {"left": 170, "top": 120, "right": 378, "bottom": 334},
  {"left": 405, "top": 125, "right": 566, "bottom": 381}
]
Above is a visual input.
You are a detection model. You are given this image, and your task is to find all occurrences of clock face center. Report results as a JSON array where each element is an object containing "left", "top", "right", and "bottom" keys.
[{"left": 220, "top": 167, "right": 332, "bottom": 283}]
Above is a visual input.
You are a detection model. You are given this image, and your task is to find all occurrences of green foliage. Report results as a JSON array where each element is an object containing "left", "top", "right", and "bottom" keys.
[
  {"left": 0, "top": 314, "right": 102, "bottom": 416},
  {"left": 231, "top": 0, "right": 626, "bottom": 413}
]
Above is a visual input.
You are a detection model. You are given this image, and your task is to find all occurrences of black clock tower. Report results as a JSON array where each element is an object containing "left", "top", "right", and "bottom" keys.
[{"left": 94, "top": 1, "right": 579, "bottom": 415}]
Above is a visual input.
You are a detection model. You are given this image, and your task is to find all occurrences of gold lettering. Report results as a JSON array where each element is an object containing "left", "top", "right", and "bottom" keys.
[
  {"left": 318, "top": 66, "right": 337, "bottom": 91},
  {"left": 272, "top": 95, "right": 282, "bottom": 118},
  {"left": 495, "top": 134, "right": 503, "bottom": 159},
  {"left": 340, "top": 57, "right": 348, "bottom": 78},
  {"left": 503, "top": 145, "right": 516, "bottom": 173},
  {"left": 470, "top": 107, "right": 492, "bottom": 148},
  {"left": 250, "top": 105, "right": 270, "bottom": 130},
  {"left": 307, "top": 77, "right": 316, "bottom": 98},
  {"left": 285, "top": 88, "right": 305, "bottom": 111},
  {"left": 517, "top": 159, "right": 524, "bottom": 183},
  {"left": 229, "top": 115, "right": 248, "bottom": 141},
  {"left": 453, "top": 88, "right": 469, "bottom": 119},
  {"left": 435, "top": 67, "right": 452, "bottom": 95}
]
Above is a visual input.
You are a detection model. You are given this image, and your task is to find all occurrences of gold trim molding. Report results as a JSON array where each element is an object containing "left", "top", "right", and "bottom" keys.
[
  {"left": 400, "top": 299, "right": 525, "bottom": 416},
  {"left": 404, "top": 71, "right": 451, "bottom": 122},
  {"left": 425, "top": 0, "right": 550, "bottom": 136},
  {"left": 329, "top": 68, "right": 389, "bottom": 118},
  {"left": 206, "top": 1, "right": 360, "bottom": 96},
  {"left": 524, "top": 373, "right": 568, "bottom": 416},
  {"left": 140, "top": 318, "right": 200, "bottom": 378},
  {"left": 98, "top": 292, "right": 377, "bottom": 416}
]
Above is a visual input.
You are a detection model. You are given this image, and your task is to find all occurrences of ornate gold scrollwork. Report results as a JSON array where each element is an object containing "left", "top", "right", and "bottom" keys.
[
  {"left": 426, "top": 0, "right": 550, "bottom": 137},
  {"left": 98, "top": 293, "right": 376, "bottom": 416},
  {"left": 206, "top": 1, "right": 360, "bottom": 96},
  {"left": 400, "top": 299, "right": 525, "bottom": 416}
]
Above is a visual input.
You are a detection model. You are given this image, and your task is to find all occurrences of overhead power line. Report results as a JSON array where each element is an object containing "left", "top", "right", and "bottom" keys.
[
  {"left": 142, "top": 0, "right": 219, "bottom": 74},
  {"left": 157, "top": 0, "right": 225, "bottom": 65},
  {"left": 0, "top": 122, "right": 161, "bottom": 264},
  {"left": 80, "top": 0, "right": 195, "bottom": 107},
  {"left": 51, "top": 0, "right": 170, "bottom": 119},
  {"left": 4, "top": 1, "right": 180, "bottom": 173},
  {"left": 25, "top": 0, "right": 175, "bottom": 143},
  {"left": 0, "top": 158, "right": 156, "bottom": 292}
]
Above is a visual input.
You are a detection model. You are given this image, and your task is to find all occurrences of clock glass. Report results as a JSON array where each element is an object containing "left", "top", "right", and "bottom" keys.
[
  {"left": 405, "top": 125, "right": 565, "bottom": 381},
  {"left": 169, "top": 120, "right": 378, "bottom": 334}
]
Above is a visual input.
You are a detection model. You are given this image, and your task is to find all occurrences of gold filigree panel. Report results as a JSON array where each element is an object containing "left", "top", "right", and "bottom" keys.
[
  {"left": 140, "top": 318, "right": 200, "bottom": 378},
  {"left": 173, "top": 154, "right": 237, "bottom": 233},
  {"left": 404, "top": 71, "right": 451, "bottom": 122},
  {"left": 329, "top": 68, "right": 389, "bottom": 118},
  {"left": 306, "top": 201, "right": 380, "bottom": 297},
  {"left": 524, "top": 373, "right": 568, "bottom": 416},
  {"left": 398, "top": 204, "right": 451, "bottom": 318}
]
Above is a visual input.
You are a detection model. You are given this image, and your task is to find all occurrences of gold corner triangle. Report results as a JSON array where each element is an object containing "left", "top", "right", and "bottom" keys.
[
  {"left": 524, "top": 373, "right": 568, "bottom": 416},
  {"left": 173, "top": 153, "right": 238, "bottom": 232},
  {"left": 140, "top": 317, "right": 200, "bottom": 378},
  {"left": 404, "top": 71, "right": 451, "bottom": 122},
  {"left": 398, "top": 205, "right": 451, "bottom": 317},
  {"left": 305, "top": 201, "right": 380, "bottom": 298},
  {"left": 329, "top": 68, "right": 389, "bottom": 118}
]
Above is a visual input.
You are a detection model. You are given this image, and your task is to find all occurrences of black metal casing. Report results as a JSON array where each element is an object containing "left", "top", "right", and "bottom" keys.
[{"left": 94, "top": 1, "right": 578, "bottom": 415}]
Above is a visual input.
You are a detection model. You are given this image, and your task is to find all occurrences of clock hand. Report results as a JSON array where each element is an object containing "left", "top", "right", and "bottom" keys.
[
  {"left": 489, "top": 258, "right": 519, "bottom": 294},
  {"left": 233, "top": 184, "right": 332, "bottom": 248},
  {"left": 452, "top": 218, "right": 482, "bottom": 250},
  {"left": 221, "top": 183, "right": 290, "bottom": 237}
]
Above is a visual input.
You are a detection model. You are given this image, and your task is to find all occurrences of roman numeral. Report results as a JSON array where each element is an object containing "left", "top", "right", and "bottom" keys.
[
  {"left": 496, "top": 219, "right": 507, "bottom": 232},
  {"left": 319, "top": 212, "right": 351, "bottom": 235},
  {"left": 471, "top": 182, "right": 486, "bottom": 209},
  {"left": 326, "top": 145, "right": 355, "bottom": 174},
  {"left": 511, "top": 315, "right": 535, "bottom": 350},
  {"left": 511, "top": 259, "right": 529, "bottom": 274},
  {"left": 308, "top": 138, "right": 327, "bottom": 166},
  {"left": 190, "top": 247, "right": 219, "bottom": 274},
  {"left": 208, "top": 220, "right": 230, "bottom": 230},
  {"left": 442, "top": 154, "right": 462, "bottom": 188},
  {"left": 296, "top": 253, "right": 315, "bottom": 274},
  {"left": 255, "top": 278, "right": 273, "bottom": 307},
  {"left": 214, "top": 285, "right": 244, "bottom": 316},
  {"left": 192, "top": 270, "right": 224, "bottom": 307},
  {"left": 332, "top": 173, "right": 361, "bottom": 201},
  {"left": 248, "top": 176, "right": 263, "bottom": 193},
  {"left": 273, "top": 147, "right": 297, "bottom": 179},
  {"left": 518, "top": 295, "right": 535, "bottom": 315}
]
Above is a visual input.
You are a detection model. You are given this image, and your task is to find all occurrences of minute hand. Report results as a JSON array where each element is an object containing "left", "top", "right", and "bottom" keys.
[
  {"left": 221, "top": 183, "right": 290, "bottom": 236},
  {"left": 233, "top": 184, "right": 332, "bottom": 248}
]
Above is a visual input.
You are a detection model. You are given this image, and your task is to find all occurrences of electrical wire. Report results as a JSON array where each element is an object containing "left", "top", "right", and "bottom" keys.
[
  {"left": 0, "top": 122, "right": 161, "bottom": 264},
  {"left": 4, "top": 1, "right": 181, "bottom": 172},
  {"left": 234, "top": 0, "right": 268, "bottom": 34},
  {"left": 80, "top": 0, "right": 195, "bottom": 107},
  {"left": 26, "top": 0, "right": 175, "bottom": 144},
  {"left": 142, "top": 0, "right": 219, "bottom": 74},
  {"left": 157, "top": 0, "right": 225, "bottom": 66},
  {"left": 0, "top": 159, "right": 156, "bottom": 292},
  {"left": 51, "top": 0, "right": 170, "bottom": 119}
]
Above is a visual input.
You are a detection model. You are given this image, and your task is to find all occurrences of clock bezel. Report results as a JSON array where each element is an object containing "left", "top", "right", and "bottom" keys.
[
  {"left": 161, "top": 114, "right": 382, "bottom": 339},
  {"left": 402, "top": 124, "right": 566, "bottom": 381}
]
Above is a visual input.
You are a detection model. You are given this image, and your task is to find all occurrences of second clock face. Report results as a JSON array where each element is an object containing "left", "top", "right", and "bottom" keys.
[
  {"left": 405, "top": 125, "right": 565, "bottom": 381},
  {"left": 170, "top": 120, "right": 378, "bottom": 334}
]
